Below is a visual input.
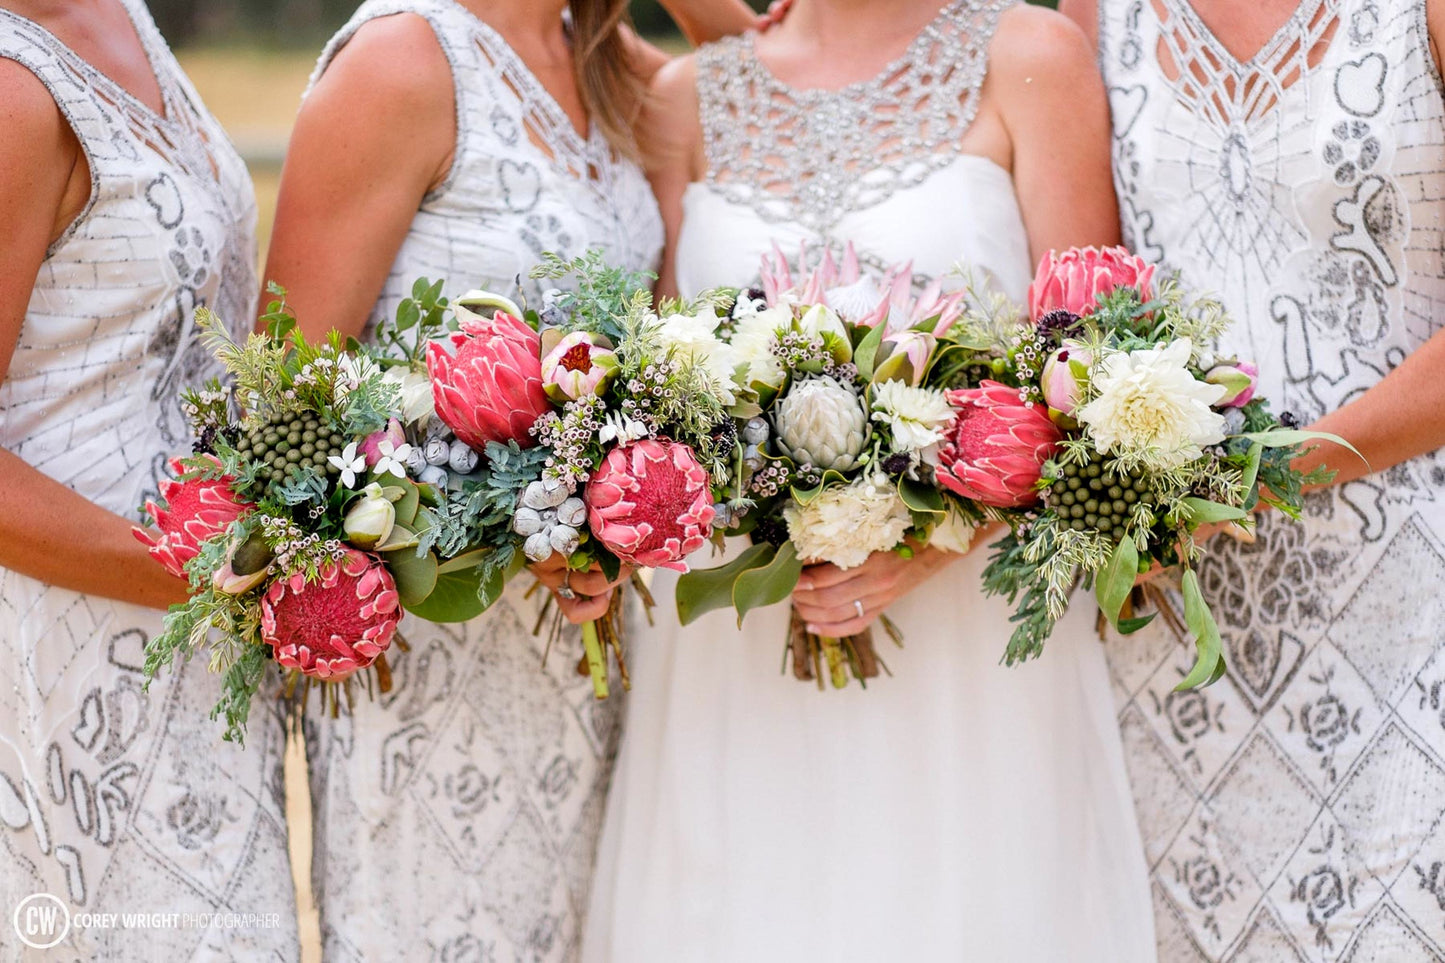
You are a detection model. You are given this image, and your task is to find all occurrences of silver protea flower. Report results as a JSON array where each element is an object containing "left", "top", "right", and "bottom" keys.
[{"left": 773, "top": 376, "right": 868, "bottom": 471}]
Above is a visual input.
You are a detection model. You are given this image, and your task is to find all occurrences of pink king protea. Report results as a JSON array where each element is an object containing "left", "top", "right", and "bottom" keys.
[
  {"left": 427, "top": 310, "right": 551, "bottom": 451},
  {"left": 134, "top": 456, "right": 252, "bottom": 577},
  {"left": 585, "top": 439, "right": 716, "bottom": 571},
  {"left": 1028, "top": 246, "right": 1157, "bottom": 322},
  {"left": 260, "top": 549, "right": 400, "bottom": 680},
  {"left": 937, "top": 382, "right": 1063, "bottom": 508}
]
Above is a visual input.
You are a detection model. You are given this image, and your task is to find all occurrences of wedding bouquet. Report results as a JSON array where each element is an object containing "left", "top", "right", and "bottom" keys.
[
  {"left": 138, "top": 281, "right": 489, "bottom": 741},
  {"left": 676, "top": 246, "right": 988, "bottom": 688},
  {"left": 414, "top": 253, "right": 734, "bottom": 699},
  {"left": 963, "top": 247, "right": 1351, "bottom": 687}
]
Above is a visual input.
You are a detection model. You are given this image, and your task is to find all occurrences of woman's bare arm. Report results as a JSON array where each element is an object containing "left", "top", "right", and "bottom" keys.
[
  {"left": 0, "top": 61, "right": 187, "bottom": 609},
  {"left": 261, "top": 14, "right": 455, "bottom": 340}
]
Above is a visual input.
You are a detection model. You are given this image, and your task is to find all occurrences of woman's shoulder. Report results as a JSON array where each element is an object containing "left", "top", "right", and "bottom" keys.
[
  {"left": 986, "top": 3, "right": 1100, "bottom": 96},
  {"left": 311, "top": 10, "right": 453, "bottom": 120}
]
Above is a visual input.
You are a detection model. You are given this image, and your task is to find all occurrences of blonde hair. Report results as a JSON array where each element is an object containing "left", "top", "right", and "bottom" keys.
[{"left": 569, "top": 0, "right": 641, "bottom": 158}]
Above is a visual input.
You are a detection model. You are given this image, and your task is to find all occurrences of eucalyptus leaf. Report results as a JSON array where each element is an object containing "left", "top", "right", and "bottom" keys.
[
  {"left": 1239, "top": 442, "right": 1264, "bottom": 503},
  {"left": 675, "top": 543, "right": 775, "bottom": 625},
  {"left": 388, "top": 548, "right": 439, "bottom": 609},
  {"left": 733, "top": 541, "right": 803, "bottom": 627},
  {"left": 406, "top": 565, "right": 487, "bottom": 623},
  {"left": 1176, "top": 568, "right": 1225, "bottom": 690},
  {"left": 435, "top": 547, "right": 492, "bottom": 575}
]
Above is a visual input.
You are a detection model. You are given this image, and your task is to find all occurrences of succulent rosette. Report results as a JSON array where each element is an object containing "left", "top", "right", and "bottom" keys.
[
  {"left": 260, "top": 550, "right": 401, "bottom": 680},
  {"left": 937, "top": 382, "right": 1063, "bottom": 508},
  {"left": 427, "top": 308, "right": 550, "bottom": 450},
  {"left": 135, "top": 457, "right": 252, "bottom": 578},
  {"left": 585, "top": 439, "right": 716, "bottom": 571}
]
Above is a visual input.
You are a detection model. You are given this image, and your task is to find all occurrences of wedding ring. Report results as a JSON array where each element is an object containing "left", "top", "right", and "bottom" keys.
[
  {"left": 853, "top": 599, "right": 865, "bottom": 618},
  {"left": 557, "top": 572, "right": 577, "bottom": 601}
]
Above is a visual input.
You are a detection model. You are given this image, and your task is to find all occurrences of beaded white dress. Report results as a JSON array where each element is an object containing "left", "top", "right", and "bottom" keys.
[
  {"left": 584, "top": 4, "right": 1155, "bottom": 961},
  {"left": 0, "top": 2, "right": 298, "bottom": 959},
  {"left": 301, "top": 4, "right": 662, "bottom": 961},
  {"left": 1098, "top": 0, "right": 1445, "bottom": 958}
]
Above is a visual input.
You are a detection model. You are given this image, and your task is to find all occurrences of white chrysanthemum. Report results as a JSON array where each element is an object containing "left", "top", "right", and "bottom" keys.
[
  {"left": 870, "top": 381, "right": 955, "bottom": 455},
  {"left": 653, "top": 309, "right": 741, "bottom": 404},
  {"left": 1076, "top": 339, "right": 1228, "bottom": 470},
  {"left": 729, "top": 306, "right": 790, "bottom": 387},
  {"left": 783, "top": 473, "right": 912, "bottom": 570}
]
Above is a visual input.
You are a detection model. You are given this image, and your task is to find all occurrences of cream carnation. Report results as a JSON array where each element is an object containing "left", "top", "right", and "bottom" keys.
[
  {"left": 783, "top": 473, "right": 912, "bottom": 570},
  {"left": 1076, "top": 339, "right": 1228, "bottom": 470},
  {"left": 652, "top": 309, "right": 741, "bottom": 404},
  {"left": 871, "top": 381, "right": 955, "bottom": 456}
]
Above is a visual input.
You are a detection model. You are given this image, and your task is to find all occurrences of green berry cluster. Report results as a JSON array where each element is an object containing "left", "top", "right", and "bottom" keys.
[
  {"left": 1049, "top": 457, "right": 1152, "bottom": 538},
  {"left": 235, "top": 410, "right": 341, "bottom": 485}
]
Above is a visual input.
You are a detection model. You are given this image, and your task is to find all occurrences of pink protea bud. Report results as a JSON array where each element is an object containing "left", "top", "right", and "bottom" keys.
[
  {"left": 134, "top": 456, "right": 252, "bottom": 578},
  {"left": 1028, "top": 246, "right": 1156, "bottom": 322},
  {"left": 260, "top": 549, "right": 400, "bottom": 680},
  {"left": 584, "top": 439, "right": 716, "bottom": 572},
  {"left": 359, "top": 418, "right": 406, "bottom": 468},
  {"left": 541, "top": 330, "right": 619, "bottom": 402},
  {"left": 1204, "top": 361, "right": 1259, "bottom": 408},
  {"left": 1039, "top": 343, "right": 1093, "bottom": 417},
  {"left": 427, "top": 310, "right": 551, "bottom": 451},
  {"left": 937, "top": 381, "right": 1063, "bottom": 508}
]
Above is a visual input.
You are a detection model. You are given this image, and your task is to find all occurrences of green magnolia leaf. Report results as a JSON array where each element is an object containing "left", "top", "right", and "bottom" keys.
[
  {"left": 675, "top": 543, "right": 775, "bottom": 625},
  {"left": 1179, "top": 497, "right": 1249, "bottom": 526},
  {"left": 733, "top": 541, "right": 803, "bottom": 627},
  {"left": 898, "top": 478, "right": 945, "bottom": 515},
  {"left": 406, "top": 565, "right": 488, "bottom": 623},
  {"left": 1176, "top": 568, "right": 1225, "bottom": 690},
  {"left": 388, "top": 548, "right": 438, "bottom": 608},
  {"left": 1239, "top": 442, "right": 1264, "bottom": 503},
  {"left": 853, "top": 322, "right": 887, "bottom": 380},
  {"left": 1095, "top": 538, "right": 1138, "bottom": 632}
]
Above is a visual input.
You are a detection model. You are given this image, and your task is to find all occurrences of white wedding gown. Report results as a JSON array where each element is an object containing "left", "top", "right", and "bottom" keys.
[{"left": 584, "top": 4, "right": 1155, "bottom": 961}]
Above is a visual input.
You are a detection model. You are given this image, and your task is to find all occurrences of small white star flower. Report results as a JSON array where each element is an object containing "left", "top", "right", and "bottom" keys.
[
  {"left": 328, "top": 441, "right": 366, "bottom": 489},
  {"left": 373, "top": 440, "right": 413, "bottom": 479}
]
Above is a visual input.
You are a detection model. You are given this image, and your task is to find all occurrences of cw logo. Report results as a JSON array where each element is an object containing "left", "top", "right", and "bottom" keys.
[{"left": 12, "top": 894, "right": 71, "bottom": 950}]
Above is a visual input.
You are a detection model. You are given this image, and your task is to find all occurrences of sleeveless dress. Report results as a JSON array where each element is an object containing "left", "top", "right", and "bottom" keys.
[
  {"left": 583, "top": 5, "right": 1156, "bottom": 961},
  {"left": 0, "top": 3, "right": 299, "bottom": 960},
  {"left": 301, "top": 5, "right": 663, "bottom": 961},
  {"left": 1098, "top": 0, "right": 1445, "bottom": 958}
]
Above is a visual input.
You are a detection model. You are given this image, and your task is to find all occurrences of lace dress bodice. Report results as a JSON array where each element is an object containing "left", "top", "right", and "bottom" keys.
[
  {"left": 0, "top": 4, "right": 296, "bottom": 958},
  {"left": 1099, "top": 2, "right": 1445, "bottom": 959},
  {"left": 312, "top": 0, "right": 663, "bottom": 333},
  {"left": 0, "top": 0, "right": 256, "bottom": 517},
  {"left": 677, "top": 0, "right": 1028, "bottom": 300}
]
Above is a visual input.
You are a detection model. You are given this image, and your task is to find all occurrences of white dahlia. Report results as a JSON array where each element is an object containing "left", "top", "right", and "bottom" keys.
[
  {"left": 784, "top": 473, "right": 912, "bottom": 570},
  {"left": 652, "top": 309, "right": 741, "bottom": 404},
  {"left": 1075, "top": 339, "right": 1228, "bottom": 470},
  {"left": 870, "top": 381, "right": 955, "bottom": 456},
  {"left": 773, "top": 376, "right": 868, "bottom": 471}
]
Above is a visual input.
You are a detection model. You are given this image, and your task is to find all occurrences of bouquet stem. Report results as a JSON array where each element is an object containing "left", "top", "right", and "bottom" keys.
[
  {"left": 581, "top": 619, "right": 609, "bottom": 700},
  {"left": 785, "top": 606, "right": 895, "bottom": 690}
]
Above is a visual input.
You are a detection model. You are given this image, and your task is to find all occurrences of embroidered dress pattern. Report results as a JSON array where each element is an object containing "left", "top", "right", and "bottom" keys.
[
  {"left": 1100, "top": 0, "right": 1445, "bottom": 958},
  {"left": 0, "top": 2, "right": 297, "bottom": 959}
]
